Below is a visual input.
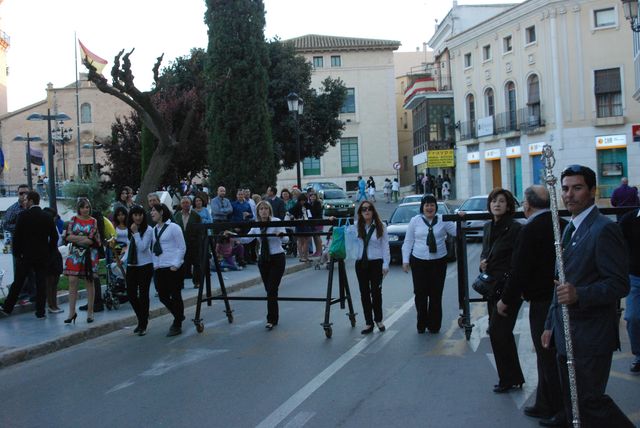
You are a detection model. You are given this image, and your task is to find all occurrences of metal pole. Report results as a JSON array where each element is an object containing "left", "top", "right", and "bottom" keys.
[
  {"left": 25, "top": 133, "right": 33, "bottom": 189},
  {"left": 61, "top": 138, "right": 67, "bottom": 181},
  {"left": 46, "top": 109, "right": 57, "bottom": 212},
  {"left": 295, "top": 111, "right": 301, "bottom": 189},
  {"left": 74, "top": 31, "right": 82, "bottom": 179}
]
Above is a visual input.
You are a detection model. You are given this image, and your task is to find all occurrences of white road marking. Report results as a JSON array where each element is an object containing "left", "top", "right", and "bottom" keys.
[
  {"left": 255, "top": 298, "right": 415, "bottom": 428},
  {"left": 106, "top": 380, "right": 135, "bottom": 394},
  {"left": 282, "top": 411, "right": 316, "bottom": 428}
]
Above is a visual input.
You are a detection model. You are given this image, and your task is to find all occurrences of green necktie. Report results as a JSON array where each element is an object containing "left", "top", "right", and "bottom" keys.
[{"left": 561, "top": 221, "right": 575, "bottom": 250}]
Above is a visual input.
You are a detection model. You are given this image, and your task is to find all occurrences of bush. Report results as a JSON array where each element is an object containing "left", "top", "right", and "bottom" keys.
[{"left": 61, "top": 173, "right": 114, "bottom": 214}]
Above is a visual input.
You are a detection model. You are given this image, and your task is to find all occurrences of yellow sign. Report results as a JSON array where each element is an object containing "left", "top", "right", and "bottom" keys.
[{"left": 428, "top": 149, "right": 455, "bottom": 168}]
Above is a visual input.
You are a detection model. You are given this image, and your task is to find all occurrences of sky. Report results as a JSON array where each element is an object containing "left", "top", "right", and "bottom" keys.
[{"left": 0, "top": 0, "right": 519, "bottom": 112}]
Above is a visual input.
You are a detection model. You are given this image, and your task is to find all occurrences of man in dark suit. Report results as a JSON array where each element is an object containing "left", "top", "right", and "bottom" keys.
[
  {"left": 266, "top": 186, "right": 286, "bottom": 220},
  {"left": 0, "top": 191, "right": 58, "bottom": 319},
  {"left": 173, "top": 196, "right": 202, "bottom": 288},
  {"left": 542, "top": 165, "right": 633, "bottom": 428},
  {"left": 498, "top": 185, "right": 565, "bottom": 424}
]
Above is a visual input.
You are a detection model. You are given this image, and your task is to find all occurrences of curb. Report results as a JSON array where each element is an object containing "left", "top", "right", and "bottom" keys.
[{"left": 0, "top": 262, "right": 312, "bottom": 369}]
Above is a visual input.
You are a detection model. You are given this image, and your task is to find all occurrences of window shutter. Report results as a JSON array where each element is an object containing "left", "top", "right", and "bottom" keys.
[{"left": 594, "top": 68, "right": 621, "bottom": 94}]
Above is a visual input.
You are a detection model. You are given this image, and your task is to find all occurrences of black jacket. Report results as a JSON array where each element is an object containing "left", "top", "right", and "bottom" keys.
[
  {"left": 12, "top": 205, "right": 58, "bottom": 265},
  {"left": 480, "top": 216, "right": 522, "bottom": 282},
  {"left": 268, "top": 196, "right": 286, "bottom": 220},
  {"left": 501, "top": 211, "right": 566, "bottom": 306}
]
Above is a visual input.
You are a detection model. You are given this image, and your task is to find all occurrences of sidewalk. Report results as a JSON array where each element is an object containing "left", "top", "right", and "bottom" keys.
[{"left": 0, "top": 260, "right": 312, "bottom": 369}]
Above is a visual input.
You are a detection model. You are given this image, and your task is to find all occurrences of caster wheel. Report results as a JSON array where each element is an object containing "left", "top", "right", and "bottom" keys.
[
  {"left": 196, "top": 323, "right": 204, "bottom": 333},
  {"left": 349, "top": 316, "right": 356, "bottom": 327},
  {"left": 324, "top": 327, "right": 333, "bottom": 338},
  {"left": 227, "top": 313, "right": 234, "bottom": 324},
  {"left": 457, "top": 316, "right": 465, "bottom": 328}
]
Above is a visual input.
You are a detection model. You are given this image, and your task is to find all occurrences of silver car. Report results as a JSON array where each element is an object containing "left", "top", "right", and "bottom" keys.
[{"left": 455, "top": 194, "right": 523, "bottom": 241}]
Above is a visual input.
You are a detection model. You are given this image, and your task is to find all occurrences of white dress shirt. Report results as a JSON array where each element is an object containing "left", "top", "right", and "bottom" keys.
[
  {"left": 569, "top": 204, "right": 596, "bottom": 237},
  {"left": 239, "top": 217, "right": 289, "bottom": 255},
  {"left": 151, "top": 220, "right": 186, "bottom": 269},
  {"left": 402, "top": 214, "right": 456, "bottom": 263},
  {"left": 351, "top": 222, "right": 390, "bottom": 270},
  {"left": 128, "top": 226, "right": 154, "bottom": 267}
]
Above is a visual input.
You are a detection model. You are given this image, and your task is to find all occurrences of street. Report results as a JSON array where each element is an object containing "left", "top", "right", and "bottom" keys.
[{"left": 0, "top": 232, "right": 637, "bottom": 427}]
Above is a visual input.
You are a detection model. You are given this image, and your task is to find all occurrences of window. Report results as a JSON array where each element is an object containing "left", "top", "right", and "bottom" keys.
[
  {"left": 485, "top": 88, "right": 495, "bottom": 116},
  {"left": 482, "top": 45, "right": 492, "bottom": 61},
  {"left": 303, "top": 157, "right": 321, "bottom": 176},
  {"left": 527, "top": 74, "right": 541, "bottom": 121},
  {"left": 466, "top": 94, "right": 476, "bottom": 124},
  {"left": 505, "top": 81, "right": 517, "bottom": 130},
  {"left": 464, "top": 53, "right": 472, "bottom": 68},
  {"left": 503, "top": 35, "right": 513, "bottom": 53},
  {"left": 330, "top": 55, "right": 341, "bottom": 67},
  {"left": 80, "top": 103, "right": 92, "bottom": 123},
  {"left": 594, "top": 7, "right": 616, "bottom": 28},
  {"left": 525, "top": 26, "right": 536, "bottom": 44},
  {"left": 340, "top": 88, "right": 356, "bottom": 113},
  {"left": 403, "top": 111, "right": 408, "bottom": 129},
  {"left": 594, "top": 68, "right": 622, "bottom": 118},
  {"left": 340, "top": 138, "right": 359, "bottom": 174},
  {"left": 313, "top": 56, "right": 324, "bottom": 68}
]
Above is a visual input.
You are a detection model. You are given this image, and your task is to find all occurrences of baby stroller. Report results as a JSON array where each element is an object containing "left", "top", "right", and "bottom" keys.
[{"left": 103, "top": 238, "right": 128, "bottom": 310}]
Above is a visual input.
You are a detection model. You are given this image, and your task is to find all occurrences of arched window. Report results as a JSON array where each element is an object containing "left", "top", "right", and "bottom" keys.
[
  {"left": 465, "top": 94, "right": 476, "bottom": 138},
  {"left": 484, "top": 88, "right": 495, "bottom": 117},
  {"left": 81, "top": 103, "right": 92, "bottom": 123},
  {"left": 527, "top": 74, "right": 540, "bottom": 123},
  {"left": 505, "top": 81, "right": 516, "bottom": 130}
]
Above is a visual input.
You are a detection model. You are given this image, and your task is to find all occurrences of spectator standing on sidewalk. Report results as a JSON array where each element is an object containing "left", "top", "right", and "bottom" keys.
[
  {"left": 125, "top": 206, "right": 154, "bottom": 336},
  {"left": 357, "top": 176, "right": 367, "bottom": 202},
  {"left": 42, "top": 207, "right": 64, "bottom": 314},
  {"left": 383, "top": 178, "right": 391, "bottom": 203},
  {"left": 391, "top": 178, "right": 400, "bottom": 203},
  {"left": 0, "top": 191, "right": 58, "bottom": 319},
  {"left": 366, "top": 176, "right": 377, "bottom": 202},
  {"left": 620, "top": 205, "right": 640, "bottom": 375},
  {"left": 211, "top": 186, "right": 233, "bottom": 222},
  {"left": 150, "top": 203, "right": 186, "bottom": 337},
  {"left": 266, "top": 186, "right": 286, "bottom": 220},
  {"left": 173, "top": 196, "right": 202, "bottom": 288}
]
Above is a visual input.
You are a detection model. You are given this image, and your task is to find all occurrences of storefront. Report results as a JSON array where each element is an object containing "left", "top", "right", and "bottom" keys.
[
  {"left": 595, "top": 134, "right": 628, "bottom": 198},
  {"left": 484, "top": 148, "right": 502, "bottom": 189},
  {"left": 467, "top": 151, "right": 481, "bottom": 196},
  {"left": 506, "top": 145, "right": 522, "bottom": 200},
  {"left": 528, "top": 142, "right": 545, "bottom": 185}
]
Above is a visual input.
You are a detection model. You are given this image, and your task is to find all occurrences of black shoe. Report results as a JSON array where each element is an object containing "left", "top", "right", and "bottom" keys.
[
  {"left": 630, "top": 361, "right": 640, "bottom": 375},
  {"left": 138, "top": 328, "right": 147, "bottom": 336},
  {"left": 79, "top": 304, "right": 88, "bottom": 311},
  {"left": 524, "top": 406, "right": 552, "bottom": 419},
  {"left": 539, "top": 414, "right": 567, "bottom": 427},
  {"left": 167, "top": 325, "right": 182, "bottom": 337},
  {"left": 493, "top": 383, "right": 523, "bottom": 393},
  {"left": 35, "top": 313, "right": 46, "bottom": 319},
  {"left": 134, "top": 325, "right": 141, "bottom": 334},
  {"left": 361, "top": 325, "right": 374, "bottom": 334},
  {"left": 427, "top": 329, "right": 440, "bottom": 334},
  {"left": 376, "top": 322, "right": 386, "bottom": 332},
  {"left": 417, "top": 328, "right": 426, "bottom": 334},
  {"left": 265, "top": 323, "right": 274, "bottom": 330}
]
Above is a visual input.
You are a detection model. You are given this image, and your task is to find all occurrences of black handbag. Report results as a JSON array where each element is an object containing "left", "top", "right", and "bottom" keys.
[{"left": 472, "top": 272, "right": 499, "bottom": 297}]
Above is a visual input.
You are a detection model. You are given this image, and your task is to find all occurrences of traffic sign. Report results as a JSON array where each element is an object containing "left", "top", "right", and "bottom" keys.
[{"left": 392, "top": 161, "right": 401, "bottom": 170}]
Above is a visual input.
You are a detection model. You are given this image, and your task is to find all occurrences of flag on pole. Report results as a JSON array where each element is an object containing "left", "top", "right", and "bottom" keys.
[
  {"left": 78, "top": 39, "right": 107, "bottom": 74},
  {"left": 29, "top": 147, "right": 44, "bottom": 166},
  {"left": 0, "top": 148, "right": 4, "bottom": 170}
]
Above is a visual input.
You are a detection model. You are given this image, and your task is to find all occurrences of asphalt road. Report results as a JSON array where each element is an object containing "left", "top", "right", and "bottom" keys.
[{"left": 1, "top": 237, "right": 637, "bottom": 428}]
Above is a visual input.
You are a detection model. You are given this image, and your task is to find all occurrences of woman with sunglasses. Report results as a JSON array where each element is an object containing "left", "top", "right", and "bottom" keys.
[
  {"left": 353, "top": 202, "right": 390, "bottom": 334},
  {"left": 402, "top": 194, "right": 457, "bottom": 334}
]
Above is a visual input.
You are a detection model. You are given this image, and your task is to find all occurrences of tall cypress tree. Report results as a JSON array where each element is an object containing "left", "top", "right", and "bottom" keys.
[{"left": 205, "top": 0, "right": 276, "bottom": 195}]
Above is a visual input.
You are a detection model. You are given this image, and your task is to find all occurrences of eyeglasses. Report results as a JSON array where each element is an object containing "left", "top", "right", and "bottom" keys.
[
  {"left": 18, "top": 191, "right": 27, "bottom": 196},
  {"left": 361, "top": 206, "right": 372, "bottom": 212}
]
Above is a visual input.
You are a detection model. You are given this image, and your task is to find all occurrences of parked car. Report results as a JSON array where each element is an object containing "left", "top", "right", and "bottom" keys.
[
  {"left": 322, "top": 188, "right": 355, "bottom": 218},
  {"left": 387, "top": 201, "right": 455, "bottom": 264},
  {"left": 399, "top": 193, "right": 436, "bottom": 204},
  {"left": 455, "top": 194, "right": 522, "bottom": 240},
  {"left": 304, "top": 182, "right": 342, "bottom": 199}
]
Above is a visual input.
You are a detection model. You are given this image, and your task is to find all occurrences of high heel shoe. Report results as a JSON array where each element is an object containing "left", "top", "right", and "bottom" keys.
[
  {"left": 64, "top": 313, "right": 77, "bottom": 324},
  {"left": 87, "top": 316, "right": 94, "bottom": 324}
]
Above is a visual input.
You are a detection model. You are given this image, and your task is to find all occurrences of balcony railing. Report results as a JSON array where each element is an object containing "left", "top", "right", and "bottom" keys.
[{"left": 458, "top": 107, "right": 544, "bottom": 141}]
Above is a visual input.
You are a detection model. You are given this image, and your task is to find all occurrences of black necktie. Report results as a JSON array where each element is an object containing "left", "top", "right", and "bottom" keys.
[
  {"left": 127, "top": 234, "right": 138, "bottom": 265},
  {"left": 259, "top": 227, "right": 270, "bottom": 263},
  {"left": 561, "top": 221, "right": 575, "bottom": 250},
  {"left": 361, "top": 225, "right": 376, "bottom": 267},
  {"left": 153, "top": 224, "right": 168, "bottom": 256},
  {"left": 422, "top": 216, "right": 438, "bottom": 253}
]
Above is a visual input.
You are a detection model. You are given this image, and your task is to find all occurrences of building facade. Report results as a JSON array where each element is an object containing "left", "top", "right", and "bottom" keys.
[
  {"left": 0, "top": 73, "right": 132, "bottom": 187},
  {"left": 278, "top": 35, "right": 400, "bottom": 192},
  {"left": 447, "top": 0, "right": 639, "bottom": 200},
  {"left": 0, "top": 0, "right": 9, "bottom": 115}
]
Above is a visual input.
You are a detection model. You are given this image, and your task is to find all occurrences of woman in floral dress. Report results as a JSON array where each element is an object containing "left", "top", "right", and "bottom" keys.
[{"left": 63, "top": 198, "right": 101, "bottom": 324}]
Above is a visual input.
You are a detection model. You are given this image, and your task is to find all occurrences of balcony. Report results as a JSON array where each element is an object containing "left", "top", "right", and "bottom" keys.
[{"left": 457, "top": 107, "right": 544, "bottom": 141}]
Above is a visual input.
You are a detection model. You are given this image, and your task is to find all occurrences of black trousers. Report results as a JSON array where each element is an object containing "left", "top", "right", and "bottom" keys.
[
  {"left": 258, "top": 253, "right": 285, "bottom": 324},
  {"left": 126, "top": 264, "right": 153, "bottom": 328},
  {"left": 557, "top": 353, "right": 634, "bottom": 428},
  {"left": 529, "top": 299, "right": 562, "bottom": 414},
  {"left": 3, "top": 258, "right": 46, "bottom": 317},
  {"left": 355, "top": 259, "right": 383, "bottom": 325},
  {"left": 154, "top": 267, "right": 184, "bottom": 326},
  {"left": 409, "top": 255, "right": 447, "bottom": 332},
  {"left": 488, "top": 297, "right": 525, "bottom": 386}
]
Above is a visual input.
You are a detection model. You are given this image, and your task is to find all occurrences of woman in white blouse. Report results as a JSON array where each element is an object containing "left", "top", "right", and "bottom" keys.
[
  {"left": 150, "top": 203, "right": 187, "bottom": 337},
  {"left": 125, "top": 206, "right": 154, "bottom": 336},
  {"left": 236, "top": 200, "right": 289, "bottom": 330},
  {"left": 353, "top": 201, "right": 390, "bottom": 334},
  {"left": 402, "top": 194, "right": 456, "bottom": 334}
]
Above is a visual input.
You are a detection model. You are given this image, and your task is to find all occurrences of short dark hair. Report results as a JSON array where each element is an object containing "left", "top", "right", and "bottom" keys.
[
  {"left": 419, "top": 194, "right": 438, "bottom": 214},
  {"left": 561, "top": 164, "right": 597, "bottom": 189},
  {"left": 127, "top": 205, "right": 149, "bottom": 236},
  {"left": 18, "top": 184, "right": 29, "bottom": 190},
  {"left": 151, "top": 203, "right": 171, "bottom": 222},
  {"left": 486, "top": 188, "right": 517, "bottom": 216},
  {"left": 297, "top": 193, "right": 308, "bottom": 203},
  {"left": 113, "top": 206, "right": 128, "bottom": 226},
  {"left": 524, "top": 186, "right": 550, "bottom": 209},
  {"left": 26, "top": 191, "right": 40, "bottom": 205},
  {"left": 268, "top": 185, "right": 277, "bottom": 194}
]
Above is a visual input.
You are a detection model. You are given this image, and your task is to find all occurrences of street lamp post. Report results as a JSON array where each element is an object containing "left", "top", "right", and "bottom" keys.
[
  {"left": 621, "top": 0, "right": 640, "bottom": 32},
  {"left": 52, "top": 120, "right": 73, "bottom": 181},
  {"left": 82, "top": 141, "right": 102, "bottom": 176},
  {"left": 27, "top": 110, "right": 71, "bottom": 212},
  {"left": 13, "top": 133, "right": 43, "bottom": 189},
  {"left": 286, "top": 92, "right": 304, "bottom": 189}
]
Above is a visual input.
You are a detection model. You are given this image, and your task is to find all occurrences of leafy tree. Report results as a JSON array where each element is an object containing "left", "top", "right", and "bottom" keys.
[
  {"left": 266, "top": 40, "right": 347, "bottom": 170},
  {"left": 103, "top": 113, "right": 142, "bottom": 190},
  {"left": 140, "top": 125, "right": 155, "bottom": 179},
  {"left": 205, "top": 0, "right": 276, "bottom": 195},
  {"left": 61, "top": 173, "right": 114, "bottom": 214}
]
